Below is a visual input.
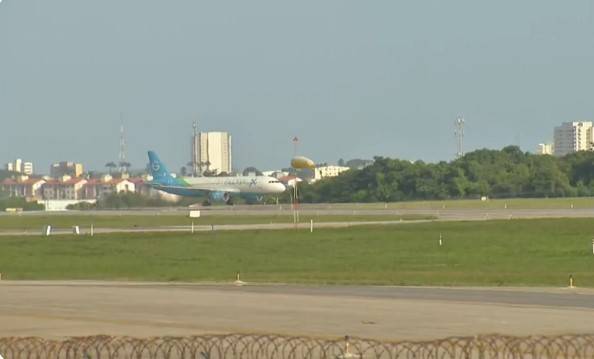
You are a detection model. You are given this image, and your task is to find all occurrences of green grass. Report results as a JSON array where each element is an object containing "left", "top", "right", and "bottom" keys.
[
  {"left": 0, "top": 213, "right": 432, "bottom": 230},
  {"left": 320, "top": 197, "right": 594, "bottom": 209},
  {"left": 1, "top": 218, "right": 594, "bottom": 286}
]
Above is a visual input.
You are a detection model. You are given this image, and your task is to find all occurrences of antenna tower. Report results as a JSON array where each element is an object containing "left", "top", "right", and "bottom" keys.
[
  {"left": 119, "top": 115, "right": 128, "bottom": 173},
  {"left": 454, "top": 116, "right": 465, "bottom": 159}
]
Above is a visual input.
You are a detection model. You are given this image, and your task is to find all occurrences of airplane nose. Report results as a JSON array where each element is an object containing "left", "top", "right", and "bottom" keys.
[{"left": 278, "top": 183, "right": 286, "bottom": 192}]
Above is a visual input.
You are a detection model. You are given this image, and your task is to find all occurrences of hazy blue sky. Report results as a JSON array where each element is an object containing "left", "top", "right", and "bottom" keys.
[{"left": 1, "top": 1, "right": 593, "bottom": 173}]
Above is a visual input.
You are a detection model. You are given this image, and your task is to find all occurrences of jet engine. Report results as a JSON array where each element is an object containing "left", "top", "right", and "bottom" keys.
[{"left": 210, "top": 191, "right": 233, "bottom": 205}]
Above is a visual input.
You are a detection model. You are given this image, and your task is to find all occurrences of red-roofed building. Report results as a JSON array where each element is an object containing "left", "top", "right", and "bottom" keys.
[
  {"left": 1, "top": 177, "right": 46, "bottom": 200},
  {"left": 82, "top": 179, "right": 102, "bottom": 199},
  {"left": 42, "top": 178, "right": 87, "bottom": 200},
  {"left": 128, "top": 177, "right": 151, "bottom": 196},
  {"left": 278, "top": 175, "right": 303, "bottom": 187},
  {"left": 83, "top": 178, "right": 136, "bottom": 199}
]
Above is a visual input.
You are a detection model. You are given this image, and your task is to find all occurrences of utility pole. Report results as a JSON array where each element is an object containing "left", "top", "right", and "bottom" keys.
[
  {"left": 291, "top": 136, "right": 300, "bottom": 225},
  {"left": 192, "top": 120, "right": 199, "bottom": 176},
  {"left": 455, "top": 116, "right": 465, "bottom": 159}
]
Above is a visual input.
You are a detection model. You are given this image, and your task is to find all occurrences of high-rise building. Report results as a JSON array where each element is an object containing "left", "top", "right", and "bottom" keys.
[
  {"left": 536, "top": 143, "right": 554, "bottom": 155},
  {"left": 199, "top": 132, "right": 232, "bottom": 175},
  {"left": 553, "top": 122, "right": 594, "bottom": 157},
  {"left": 50, "top": 161, "right": 84, "bottom": 178},
  {"left": 5, "top": 158, "right": 34, "bottom": 174},
  {"left": 22, "top": 162, "right": 33, "bottom": 175}
]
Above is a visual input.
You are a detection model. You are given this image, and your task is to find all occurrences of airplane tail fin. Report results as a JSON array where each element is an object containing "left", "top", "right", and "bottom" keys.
[{"left": 147, "top": 151, "right": 182, "bottom": 186}]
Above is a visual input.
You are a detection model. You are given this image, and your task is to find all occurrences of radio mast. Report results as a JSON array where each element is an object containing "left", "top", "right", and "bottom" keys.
[
  {"left": 455, "top": 116, "right": 465, "bottom": 159},
  {"left": 118, "top": 114, "right": 128, "bottom": 174}
]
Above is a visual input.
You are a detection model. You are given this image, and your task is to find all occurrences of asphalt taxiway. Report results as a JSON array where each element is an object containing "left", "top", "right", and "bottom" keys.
[{"left": 1, "top": 281, "right": 593, "bottom": 340}]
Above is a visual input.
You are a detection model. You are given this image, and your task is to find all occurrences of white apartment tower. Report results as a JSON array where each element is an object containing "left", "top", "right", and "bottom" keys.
[
  {"left": 537, "top": 143, "right": 554, "bottom": 155},
  {"left": 199, "top": 132, "right": 232, "bottom": 175},
  {"left": 22, "top": 162, "right": 34, "bottom": 175},
  {"left": 314, "top": 165, "right": 350, "bottom": 181},
  {"left": 5, "top": 158, "right": 33, "bottom": 175},
  {"left": 553, "top": 122, "right": 594, "bottom": 157}
]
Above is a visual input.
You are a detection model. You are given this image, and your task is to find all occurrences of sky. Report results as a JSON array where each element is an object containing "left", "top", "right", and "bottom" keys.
[{"left": 1, "top": 1, "right": 593, "bottom": 174}]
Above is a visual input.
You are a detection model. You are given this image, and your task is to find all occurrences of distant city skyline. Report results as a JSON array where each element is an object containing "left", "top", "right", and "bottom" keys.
[{"left": 1, "top": 1, "right": 593, "bottom": 172}]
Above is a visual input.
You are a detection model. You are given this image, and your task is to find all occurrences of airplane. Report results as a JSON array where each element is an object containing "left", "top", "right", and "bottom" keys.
[{"left": 146, "top": 151, "right": 286, "bottom": 205}]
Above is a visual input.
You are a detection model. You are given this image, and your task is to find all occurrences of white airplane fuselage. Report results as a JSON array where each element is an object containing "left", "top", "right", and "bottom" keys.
[{"left": 181, "top": 175, "right": 286, "bottom": 194}]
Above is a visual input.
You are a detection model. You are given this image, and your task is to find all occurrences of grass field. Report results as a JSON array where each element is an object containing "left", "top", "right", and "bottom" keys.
[
  {"left": 1, "top": 218, "right": 594, "bottom": 286},
  {"left": 0, "top": 213, "right": 433, "bottom": 230},
  {"left": 324, "top": 197, "right": 594, "bottom": 210}
]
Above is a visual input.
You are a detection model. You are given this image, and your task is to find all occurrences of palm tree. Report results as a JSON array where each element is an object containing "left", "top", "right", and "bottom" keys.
[
  {"left": 199, "top": 161, "right": 211, "bottom": 176},
  {"left": 105, "top": 162, "right": 117, "bottom": 175},
  {"left": 119, "top": 161, "right": 132, "bottom": 174}
]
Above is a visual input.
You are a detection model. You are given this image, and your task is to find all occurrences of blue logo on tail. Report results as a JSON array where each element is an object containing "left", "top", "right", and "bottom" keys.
[{"left": 147, "top": 151, "right": 185, "bottom": 187}]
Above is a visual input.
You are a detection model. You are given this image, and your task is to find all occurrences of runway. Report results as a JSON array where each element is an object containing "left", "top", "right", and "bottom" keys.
[
  {"left": 195, "top": 206, "right": 594, "bottom": 221},
  {"left": 6, "top": 205, "right": 594, "bottom": 220},
  {"left": 1, "top": 281, "right": 593, "bottom": 340}
]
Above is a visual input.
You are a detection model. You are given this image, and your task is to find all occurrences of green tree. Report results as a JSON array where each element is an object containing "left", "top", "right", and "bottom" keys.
[
  {"left": 300, "top": 146, "right": 588, "bottom": 202},
  {"left": 105, "top": 162, "right": 117, "bottom": 175}
]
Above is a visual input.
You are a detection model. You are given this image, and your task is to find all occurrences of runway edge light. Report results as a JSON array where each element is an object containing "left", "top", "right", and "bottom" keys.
[{"left": 234, "top": 271, "right": 246, "bottom": 286}]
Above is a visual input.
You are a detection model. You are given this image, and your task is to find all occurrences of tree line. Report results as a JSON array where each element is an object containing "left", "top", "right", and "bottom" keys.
[
  {"left": 297, "top": 146, "right": 594, "bottom": 203},
  {"left": 0, "top": 197, "right": 44, "bottom": 211}
]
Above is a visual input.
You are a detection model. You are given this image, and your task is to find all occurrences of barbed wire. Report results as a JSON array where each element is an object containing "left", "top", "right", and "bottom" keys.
[{"left": 1, "top": 333, "right": 594, "bottom": 358}]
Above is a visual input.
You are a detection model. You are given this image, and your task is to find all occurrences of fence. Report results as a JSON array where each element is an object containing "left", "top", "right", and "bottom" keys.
[{"left": 1, "top": 333, "right": 594, "bottom": 358}]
